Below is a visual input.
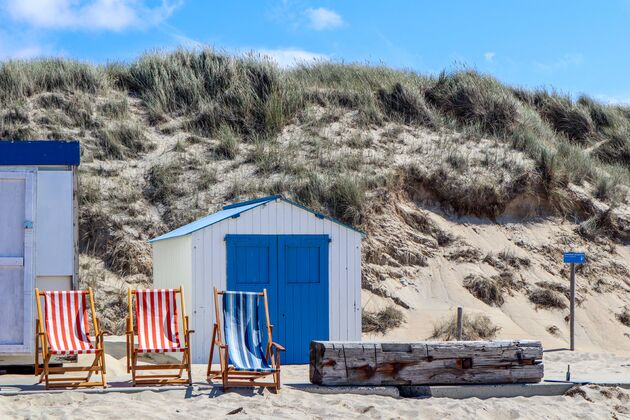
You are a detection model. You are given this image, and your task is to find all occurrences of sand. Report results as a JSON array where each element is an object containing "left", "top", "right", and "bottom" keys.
[{"left": 1, "top": 345, "right": 629, "bottom": 420}]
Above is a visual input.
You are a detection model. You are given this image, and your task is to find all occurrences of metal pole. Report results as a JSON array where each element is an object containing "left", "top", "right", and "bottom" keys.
[
  {"left": 456, "top": 306, "right": 463, "bottom": 341},
  {"left": 569, "top": 263, "right": 576, "bottom": 351}
]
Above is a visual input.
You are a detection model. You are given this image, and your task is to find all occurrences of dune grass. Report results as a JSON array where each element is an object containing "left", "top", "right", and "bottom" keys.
[
  {"left": 431, "top": 313, "right": 501, "bottom": 341},
  {"left": 0, "top": 49, "right": 627, "bottom": 232}
]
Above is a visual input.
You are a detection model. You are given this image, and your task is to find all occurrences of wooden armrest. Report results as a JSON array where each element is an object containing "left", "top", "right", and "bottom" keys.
[{"left": 271, "top": 342, "right": 286, "bottom": 351}]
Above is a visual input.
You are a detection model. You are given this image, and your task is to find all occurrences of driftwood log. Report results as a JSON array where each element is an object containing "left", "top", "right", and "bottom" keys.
[{"left": 310, "top": 340, "right": 543, "bottom": 386}]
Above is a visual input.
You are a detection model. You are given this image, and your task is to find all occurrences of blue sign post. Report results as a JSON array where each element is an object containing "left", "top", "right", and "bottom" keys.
[{"left": 563, "top": 252, "right": 585, "bottom": 351}]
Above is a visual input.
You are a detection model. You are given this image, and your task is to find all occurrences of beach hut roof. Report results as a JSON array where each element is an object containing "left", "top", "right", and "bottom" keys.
[{"left": 148, "top": 195, "right": 366, "bottom": 243}]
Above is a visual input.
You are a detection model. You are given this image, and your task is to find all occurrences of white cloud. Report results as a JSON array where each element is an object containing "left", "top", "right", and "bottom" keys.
[
  {"left": 305, "top": 7, "right": 343, "bottom": 30},
  {"left": 4, "top": 0, "right": 181, "bottom": 31},
  {"left": 535, "top": 53, "right": 584, "bottom": 73},
  {"left": 257, "top": 48, "right": 327, "bottom": 68},
  {"left": 484, "top": 52, "right": 495, "bottom": 62},
  {"left": 594, "top": 94, "right": 630, "bottom": 106}
]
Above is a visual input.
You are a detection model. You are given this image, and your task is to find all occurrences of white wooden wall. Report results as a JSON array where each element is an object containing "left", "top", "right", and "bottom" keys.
[
  {"left": 0, "top": 171, "right": 35, "bottom": 354},
  {"left": 1, "top": 168, "right": 76, "bottom": 358},
  {"left": 36, "top": 171, "right": 74, "bottom": 282},
  {"left": 152, "top": 235, "right": 193, "bottom": 334},
  {"left": 184, "top": 199, "right": 362, "bottom": 364}
]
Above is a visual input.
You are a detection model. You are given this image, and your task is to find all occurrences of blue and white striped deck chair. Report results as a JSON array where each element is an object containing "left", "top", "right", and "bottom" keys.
[{"left": 207, "top": 288, "right": 285, "bottom": 391}]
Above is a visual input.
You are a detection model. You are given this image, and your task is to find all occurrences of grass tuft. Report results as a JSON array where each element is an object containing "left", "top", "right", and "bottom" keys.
[
  {"left": 96, "top": 122, "right": 154, "bottom": 159},
  {"left": 430, "top": 313, "right": 501, "bottom": 340},
  {"left": 362, "top": 306, "right": 404, "bottom": 334},
  {"left": 528, "top": 288, "right": 567, "bottom": 310},
  {"left": 463, "top": 274, "right": 504, "bottom": 306}
]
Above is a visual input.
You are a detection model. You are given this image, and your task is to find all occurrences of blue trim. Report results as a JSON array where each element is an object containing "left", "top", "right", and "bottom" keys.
[
  {"left": 149, "top": 194, "right": 366, "bottom": 243},
  {"left": 0, "top": 140, "right": 80, "bottom": 166},
  {"left": 223, "top": 195, "right": 282, "bottom": 210}
]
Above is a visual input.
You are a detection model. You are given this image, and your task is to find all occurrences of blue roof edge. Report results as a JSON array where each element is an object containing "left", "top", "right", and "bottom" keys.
[
  {"left": 0, "top": 140, "right": 80, "bottom": 166},
  {"left": 149, "top": 194, "right": 366, "bottom": 243},
  {"left": 222, "top": 195, "right": 281, "bottom": 210}
]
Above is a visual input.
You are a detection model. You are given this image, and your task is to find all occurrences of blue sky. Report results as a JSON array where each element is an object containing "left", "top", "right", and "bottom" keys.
[{"left": 1, "top": 1, "right": 629, "bottom": 103}]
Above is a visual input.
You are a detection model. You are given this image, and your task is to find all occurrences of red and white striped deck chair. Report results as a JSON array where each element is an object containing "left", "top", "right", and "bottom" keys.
[
  {"left": 34, "top": 288, "right": 107, "bottom": 389},
  {"left": 126, "top": 287, "right": 193, "bottom": 386}
]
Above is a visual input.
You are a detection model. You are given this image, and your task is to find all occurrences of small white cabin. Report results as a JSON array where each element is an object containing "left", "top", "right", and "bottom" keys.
[
  {"left": 0, "top": 140, "right": 79, "bottom": 362},
  {"left": 149, "top": 195, "right": 365, "bottom": 364}
]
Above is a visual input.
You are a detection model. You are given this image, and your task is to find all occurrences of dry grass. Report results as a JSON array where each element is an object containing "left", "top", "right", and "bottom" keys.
[
  {"left": 528, "top": 288, "right": 567, "bottom": 310},
  {"left": 430, "top": 313, "right": 501, "bottom": 341},
  {"left": 362, "top": 306, "right": 404, "bottom": 334},
  {"left": 96, "top": 122, "right": 153, "bottom": 159},
  {"left": 463, "top": 274, "right": 504, "bottom": 306},
  {"left": 617, "top": 307, "right": 630, "bottom": 327}
]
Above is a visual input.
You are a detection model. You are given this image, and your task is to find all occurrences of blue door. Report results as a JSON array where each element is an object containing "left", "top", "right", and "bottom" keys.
[
  {"left": 226, "top": 234, "right": 329, "bottom": 364},
  {"left": 278, "top": 235, "right": 329, "bottom": 364},
  {"left": 225, "top": 235, "right": 278, "bottom": 332}
]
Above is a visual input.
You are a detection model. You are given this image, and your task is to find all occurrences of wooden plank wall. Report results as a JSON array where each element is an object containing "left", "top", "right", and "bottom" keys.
[{"left": 190, "top": 199, "right": 362, "bottom": 364}]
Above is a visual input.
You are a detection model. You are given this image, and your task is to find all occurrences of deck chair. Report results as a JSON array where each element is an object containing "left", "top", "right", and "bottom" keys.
[
  {"left": 34, "top": 288, "right": 107, "bottom": 389},
  {"left": 207, "top": 288, "right": 285, "bottom": 392},
  {"left": 126, "top": 287, "right": 193, "bottom": 386}
]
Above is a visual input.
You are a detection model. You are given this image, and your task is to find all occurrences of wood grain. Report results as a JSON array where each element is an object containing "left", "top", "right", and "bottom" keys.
[{"left": 310, "top": 340, "right": 544, "bottom": 386}]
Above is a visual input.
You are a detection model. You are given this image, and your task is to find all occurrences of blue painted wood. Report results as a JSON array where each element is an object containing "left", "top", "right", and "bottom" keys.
[
  {"left": 563, "top": 252, "right": 586, "bottom": 264},
  {"left": 278, "top": 235, "right": 329, "bottom": 364},
  {"left": 226, "top": 235, "right": 278, "bottom": 332},
  {"left": 225, "top": 234, "right": 330, "bottom": 364},
  {"left": 0, "top": 140, "right": 80, "bottom": 165}
]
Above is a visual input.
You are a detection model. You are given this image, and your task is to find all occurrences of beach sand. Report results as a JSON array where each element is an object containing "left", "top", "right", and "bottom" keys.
[{"left": 1, "top": 345, "right": 628, "bottom": 420}]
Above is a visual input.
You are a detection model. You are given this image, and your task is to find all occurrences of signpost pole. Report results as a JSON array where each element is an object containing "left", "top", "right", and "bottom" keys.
[
  {"left": 569, "top": 262, "right": 576, "bottom": 351},
  {"left": 456, "top": 306, "right": 463, "bottom": 340}
]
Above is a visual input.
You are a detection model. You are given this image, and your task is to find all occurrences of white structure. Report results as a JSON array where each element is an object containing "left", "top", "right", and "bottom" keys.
[
  {"left": 150, "top": 195, "right": 364, "bottom": 364},
  {"left": 0, "top": 140, "right": 79, "bottom": 362}
]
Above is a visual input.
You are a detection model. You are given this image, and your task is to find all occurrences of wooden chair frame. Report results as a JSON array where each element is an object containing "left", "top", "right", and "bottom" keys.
[
  {"left": 207, "top": 287, "right": 285, "bottom": 392},
  {"left": 34, "top": 288, "right": 107, "bottom": 389},
  {"left": 126, "top": 286, "right": 194, "bottom": 386}
]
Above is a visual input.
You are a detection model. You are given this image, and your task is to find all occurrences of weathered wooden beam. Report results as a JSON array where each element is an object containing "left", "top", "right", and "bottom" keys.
[{"left": 310, "top": 340, "right": 544, "bottom": 386}]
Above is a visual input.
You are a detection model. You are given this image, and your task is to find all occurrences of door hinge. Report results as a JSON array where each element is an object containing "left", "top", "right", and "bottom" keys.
[{"left": 24, "top": 220, "right": 33, "bottom": 229}]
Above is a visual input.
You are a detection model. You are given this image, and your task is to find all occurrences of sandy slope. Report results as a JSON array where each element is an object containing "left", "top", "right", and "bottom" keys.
[{"left": 363, "top": 204, "right": 630, "bottom": 354}]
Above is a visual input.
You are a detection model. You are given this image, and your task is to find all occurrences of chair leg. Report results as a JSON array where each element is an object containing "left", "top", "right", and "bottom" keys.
[
  {"left": 126, "top": 335, "right": 131, "bottom": 374},
  {"left": 131, "top": 351, "right": 138, "bottom": 386},
  {"left": 186, "top": 350, "right": 193, "bottom": 385},
  {"left": 43, "top": 353, "right": 50, "bottom": 389},
  {"left": 100, "top": 349, "right": 107, "bottom": 388},
  {"left": 34, "top": 324, "right": 40, "bottom": 377},
  {"left": 207, "top": 324, "right": 217, "bottom": 377},
  {"left": 222, "top": 348, "right": 229, "bottom": 392}
]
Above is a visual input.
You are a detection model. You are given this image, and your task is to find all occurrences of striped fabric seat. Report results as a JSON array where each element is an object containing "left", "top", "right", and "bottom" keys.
[
  {"left": 223, "top": 291, "right": 274, "bottom": 372},
  {"left": 135, "top": 289, "right": 183, "bottom": 353},
  {"left": 44, "top": 291, "right": 95, "bottom": 355}
]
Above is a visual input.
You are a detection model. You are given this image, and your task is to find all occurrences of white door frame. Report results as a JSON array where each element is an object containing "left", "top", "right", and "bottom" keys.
[{"left": 0, "top": 170, "right": 36, "bottom": 354}]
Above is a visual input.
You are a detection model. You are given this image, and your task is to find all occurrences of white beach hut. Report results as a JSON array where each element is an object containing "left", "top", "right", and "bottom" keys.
[
  {"left": 149, "top": 195, "right": 365, "bottom": 364},
  {"left": 0, "top": 140, "right": 80, "bottom": 364}
]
